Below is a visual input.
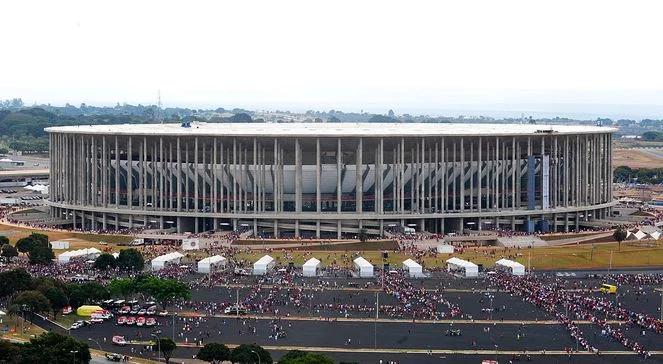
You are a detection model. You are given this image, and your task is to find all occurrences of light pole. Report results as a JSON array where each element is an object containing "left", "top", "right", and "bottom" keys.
[
  {"left": 70, "top": 350, "right": 78, "bottom": 364},
  {"left": 151, "top": 330, "right": 162, "bottom": 363},
  {"left": 374, "top": 291, "right": 379, "bottom": 349},
  {"left": 250, "top": 349, "right": 261, "bottom": 364},
  {"left": 172, "top": 313, "right": 176, "bottom": 341},
  {"left": 87, "top": 338, "right": 102, "bottom": 351}
]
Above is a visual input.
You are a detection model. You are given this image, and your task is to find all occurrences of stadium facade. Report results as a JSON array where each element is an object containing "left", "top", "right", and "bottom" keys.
[{"left": 46, "top": 123, "right": 616, "bottom": 237}]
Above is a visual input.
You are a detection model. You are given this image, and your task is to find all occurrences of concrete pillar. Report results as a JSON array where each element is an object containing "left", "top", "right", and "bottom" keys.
[
  {"left": 316, "top": 138, "right": 321, "bottom": 213},
  {"left": 337, "top": 138, "right": 342, "bottom": 213},
  {"left": 356, "top": 138, "right": 363, "bottom": 213}
]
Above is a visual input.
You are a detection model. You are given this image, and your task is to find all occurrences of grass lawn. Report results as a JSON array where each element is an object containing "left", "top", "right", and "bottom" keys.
[
  {"left": 234, "top": 240, "right": 663, "bottom": 271},
  {"left": 0, "top": 222, "right": 132, "bottom": 245},
  {"left": 54, "top": 314, "right": 88, "bottom": 329},
  {"left": 0, "top": 316, "right": 46, "bottom": 342},
  {"left": 0, "top": 222, "right": 132, "bottom": 252}
]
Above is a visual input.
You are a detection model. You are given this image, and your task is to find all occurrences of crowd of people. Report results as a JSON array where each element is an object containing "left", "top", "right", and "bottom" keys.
[{"left": 487, "top": 272, "right": 655, "bottom": 358}]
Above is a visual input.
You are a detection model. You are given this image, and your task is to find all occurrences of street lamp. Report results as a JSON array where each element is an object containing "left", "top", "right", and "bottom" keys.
[
  {"left": 70, "top": 350, "right": 78, "bottom": 364},
  {"left": 87, "top": 338, "right": 102, "bottom": 351},
  {"left": 250, "top": 349, "right": 261, "bottom": 364},
  {"left": 151, "top": 330, "right": 162, "bottom": 363}
]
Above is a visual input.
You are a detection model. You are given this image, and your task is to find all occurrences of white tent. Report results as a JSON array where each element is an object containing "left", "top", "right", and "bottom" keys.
[
  {"left": 647, "top": 231, "right": 661, "bottom": 240},
  {"left": 151, "top": 252, "right": 185, "bottom": 271},
  {"left": 197, "top": 255, "right": 227, "bottom": 273},
  {"left": 57, "top": 248, "right": 102, "bottom": 264},
  {"left": 626, "top": 229, "right": 648, "bottom": 241},
  {"left": 446, "top": 257, "right": 479, "bottom": 278},
  {"left": 302, "top": 257, "right": 321, "bottom": 277},
  {"left": 436, "top": 244, "right": 454, "bottom": 254},
  {"left": 353, "top": 256, "right": 374, "bottom": 278},
  {"left": 112, "top": 252, "right": 120, "bottom": 259},
  {"left": 50, "top": 240, "right": 70, "bottom": 250},
  {"left": 495, "top": 258, "right": 525, "bottom": 276},
  {"left": 181, "top": 238, "right": 201, "bottom": 251},
  {"left": 253, "top": 255, "right": 275, "bottom": 275},
  {"left": 402, "top": 258, "right": 423, "bottom": 277}
]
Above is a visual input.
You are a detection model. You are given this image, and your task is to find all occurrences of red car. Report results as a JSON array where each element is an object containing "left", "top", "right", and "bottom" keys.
[
  {"left": 136, "top": 317, "right": 146, "bottom": 327},
  {"left": 125, "top": 317, "right": 136, "bottom": 326},
  {"left": 118, "top": 306, "right": 131, "bottom": 314},
  {"left": 116, "top": 316, "right": 126, "bottom": 325}
]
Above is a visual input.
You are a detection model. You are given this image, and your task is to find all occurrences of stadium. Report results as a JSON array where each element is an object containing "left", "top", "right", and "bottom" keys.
[{"left": 45, "top": 122, "right": 616, "bottom": 237}]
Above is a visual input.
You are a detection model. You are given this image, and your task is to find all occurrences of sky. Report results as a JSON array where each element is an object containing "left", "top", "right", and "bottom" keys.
[{"left": 2, "top": 0, "right": 663, "bottom": 119}]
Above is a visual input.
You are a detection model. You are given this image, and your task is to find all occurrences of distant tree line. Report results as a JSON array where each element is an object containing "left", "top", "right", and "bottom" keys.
[{"left": 614, "top": 165, "right": 663, "bottom": 184}]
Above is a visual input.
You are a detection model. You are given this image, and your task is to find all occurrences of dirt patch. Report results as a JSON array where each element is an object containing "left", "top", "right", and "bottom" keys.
[{"left": 614, "top": 148, "right": 663, "bottom": 169}]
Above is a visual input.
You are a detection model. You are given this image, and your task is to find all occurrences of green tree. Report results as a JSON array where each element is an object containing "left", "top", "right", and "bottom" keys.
[
  {"left": 197, "top": 342, "right": 231, "bottom": 363},
  {"left": 358, "top": 228, "right": 368, "bottom": 242},
  {"left": 0, "top": 339, "right": 20, "bottom": 363},
  {"left": 142, "top": 277, "right": 191, "bottom": 310},
  {"left": 614, "top": 227, "right": 628, "bottom": 251},
  {"left": 156, "top": 337, "right": 177, "bottom": 364},
  {"left": 66, "top": 282, "right": 110, "bottom": 308},
  {"left": 43, "top": 287, "right": 69, "bottom": 319},
  {"left": 94, "top": 253, "right": 116, "bottom": 270},
  {"left": 1, "top": 244, "right": 18, "bottom": 261},
  {"left": 279, "top": 350, "right": 334, "bottom": 364},
  {"left": 28, "top": 243, "right": 55, "bottom": 264},
  {"left": 116, "top": 248, "right": 144, "bottom": 271},
  {"left": 0, "top": 235, "right": 9, "bottom": 246},
  {"left": 107, "top": 278, "right": 136, "bottom": 299},
  {"left": 15, "top": 236, "right": 34, "bottom": 255},
  {"left": 29, "top": 232, "right": 49, "bottom": 246},
  {"left": 18, "top": 332, "right": 91, "bottom": 364},
  {"left": 231, "top": 344, "right": 272, "bottom": 364},
  {"left": 9, "top": 290, "right": 51, "bottom": 322},
  {"left": 0, "top": 269, "right": 32, "bottom": 298}
]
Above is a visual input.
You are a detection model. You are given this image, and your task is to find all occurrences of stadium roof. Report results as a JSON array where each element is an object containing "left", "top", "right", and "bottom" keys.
[{"left": 46, "top": 122, "right": 616, "bottom": 137}]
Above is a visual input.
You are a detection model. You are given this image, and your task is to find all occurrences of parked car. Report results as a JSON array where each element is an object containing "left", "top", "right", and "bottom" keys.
[
  {"left": 116, "top": 316, "right": 126, "bottom": 325},
  {"left": 146, "top": 318, "right": 156, "bottom": 327},
  {"left": 146, "top": 306, "right": 157, "bottom": 315},
  {"left": 125, "top": 317, "right": 136, "bottom": 326},
  {"left": 112, "top": 336, "right": 127, "bottom": 346},
  {"left": 137, "top": 309, "right": 147, "bottom": 316},
  {"left": 105, "top": 353, "right": 123, "bottom": 362},
  {"left": 157, "top": 310, "right": 169, "bottom": 317},
  {"left": 224, "top": 305, "right": 248, "bottom": 315},
  {"left": 136, "top": 317, "right": 146, "bottom": 327},
  {"left": 69, "top": 321, "right": 84, "bottom": 330}
]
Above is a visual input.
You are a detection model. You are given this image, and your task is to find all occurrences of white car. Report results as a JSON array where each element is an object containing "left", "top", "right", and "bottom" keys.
[{"left": 69, "top": 321, "right": 84, "bottom": 330}]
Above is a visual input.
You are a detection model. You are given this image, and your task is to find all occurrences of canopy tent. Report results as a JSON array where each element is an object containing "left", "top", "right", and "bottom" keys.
[
  {"left": 253, "top": 255, "right": 275, "bottom": 275},
  {"left": 353, "top": 256, "right": 374, "bottom": 278},
  {"left": 446, "top": 257, "right": 479, "bottom": 278},
  {"left": 50, "top": 240, "right": 70, "bottom": 250},
  {"left": 57, "top": 248, "right": 102, "bottom": 264},
  {"left": 197, "top": 255, "right": 227, "bottom": 273},
  {"left": 626, "top": 229, "right": 648, "bottom": 241},
  {"left": 436, "top": 244, "right": 454, "bottom": 254},
  {"left": 151, "top": 252, "right": 185, "bottom": 271},
  {"left": 647, "top": 231, "right": 662, "bottom": 240},
  {"left": 76, "top": 305, "right": 103, "bottom": 317},
  {"left": 112, "top": 252, "right": 120, "bottom": 259},
  {"left": 302, "top": 257, "right": 321, "bottom": 277},
  {"left": 402, "top": 258, "right": 423, "bottom": 277},
  {"left": 495, "top": 258, "right": 526, "bottom": 276}
]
